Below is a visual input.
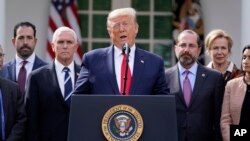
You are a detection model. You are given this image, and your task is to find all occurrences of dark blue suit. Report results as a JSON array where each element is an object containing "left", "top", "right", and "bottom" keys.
[
  {"left": 165, "top": 64, "right": 224, "bottom": 141},
  {"left": 74, "top": 45, "right": 169, "bottom": 95},
  {"left": 25, "top": 62, "right": 80, "bottom": 141},
  {"left": 1, "top": 56, "right": 47, "bottom": 81},
  {"left": 0, "top": 77, "right": 26, "bottom": 140}
]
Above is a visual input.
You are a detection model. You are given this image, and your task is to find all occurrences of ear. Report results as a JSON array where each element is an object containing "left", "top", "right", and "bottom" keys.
[
  {"left": 11, "top": 38, "right": 16, "bottom": 46},
  {"left": 135, "top": 23, "right": 139, "bottom": 34},
  {"left": 51, "top": 43, "right": 55, "bottom": 52}
]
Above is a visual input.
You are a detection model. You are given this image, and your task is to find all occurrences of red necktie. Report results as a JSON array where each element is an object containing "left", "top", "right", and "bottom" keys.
[
  {"left": 120, "top": 54, "right": 132, "bottom": 95},
  {"left": 183, "top": 70, "right": 192, "bottom": 106},
  {"left": 17, "top": 60, "right": 27, "bottom": 94}
]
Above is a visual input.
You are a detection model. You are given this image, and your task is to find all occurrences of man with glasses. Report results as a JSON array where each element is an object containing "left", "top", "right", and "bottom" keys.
[{"left": 165, "top": 29, "right": 224, "bottom": 141}]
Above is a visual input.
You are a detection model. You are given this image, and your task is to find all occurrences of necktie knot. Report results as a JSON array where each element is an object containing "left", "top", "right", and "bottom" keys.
[
  {"left": 63, "top": 67, "right": 70, "bottom": 73},
  {"left": 184, "top": 70, "right": 190, "bottom": 79},
  {"left": 21, "top": 60, "right": 28, "bottom": 67}
]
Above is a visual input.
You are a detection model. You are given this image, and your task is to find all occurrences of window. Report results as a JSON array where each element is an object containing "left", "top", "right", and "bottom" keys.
[{"left": 77, "top": 0, "right": 174, "bottom": 67}]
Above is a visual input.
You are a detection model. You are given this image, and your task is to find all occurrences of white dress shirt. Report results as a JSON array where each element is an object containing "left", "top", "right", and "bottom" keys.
[
  {"left": 114, "top": 44, "right": 135, "bottom": 91},
  {"left": 54, "top": 60, "right": 75, "bottom": 97}
]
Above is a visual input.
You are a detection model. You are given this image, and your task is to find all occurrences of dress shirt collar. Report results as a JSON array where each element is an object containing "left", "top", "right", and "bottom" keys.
[
  {"left": 114, "top": 44, "right": 136, "bottom": 57},
  {"left": 178, "top": 61, "right": 198, "bottom": 76},
  {"left": 15, "top": 52, "right": 35, "bottom": 65},
  {"left": 54, "top": 59, "right": 74, "bottom": 73}
]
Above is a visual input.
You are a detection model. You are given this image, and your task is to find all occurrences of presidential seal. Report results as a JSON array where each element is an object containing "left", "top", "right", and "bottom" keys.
[{"left": 102, "top": 104, "right": 144, "bottom": 141}]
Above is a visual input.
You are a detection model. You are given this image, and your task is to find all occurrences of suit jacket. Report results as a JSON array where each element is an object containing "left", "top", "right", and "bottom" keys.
[
  {"left": 74, "top": 45, "right": 169, "bottom": 95},
  {"left": 25, "top": 62, "right": 80, "bottom": 141},
  {"left": 0, "top": 77, "right": 26, "bottom": 141},
  {"left": 2, "top": 55, "right": 47, "bottom": 81},
  {"left": 165, "top": 63, "right": 224, "bottom": 141},
  {"left": 221, "top": 76, "right": 246, "bottom": 141}
]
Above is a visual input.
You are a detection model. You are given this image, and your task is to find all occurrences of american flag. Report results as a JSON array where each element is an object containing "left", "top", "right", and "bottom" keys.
[{"left": 47, "top": 0, "right": 83, "bottom": 64}]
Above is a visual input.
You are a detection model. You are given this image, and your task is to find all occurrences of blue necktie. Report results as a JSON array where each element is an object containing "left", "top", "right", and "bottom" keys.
[{"left": 63, "top": 67, "right": 73, "bottom": 106}]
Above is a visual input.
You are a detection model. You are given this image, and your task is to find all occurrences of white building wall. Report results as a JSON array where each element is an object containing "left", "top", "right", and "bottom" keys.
[
  {"left": 241, "top": 0, "right": 250, "bottom": 50},
  {"left": 4, "top": 0, "right": 50, "bottom": 63},
  {"left": 201, "top": 0, "right": 242, "bottom": 67},
  {"left": 2, "top": 0, "right": 244, "bottom": 67}
]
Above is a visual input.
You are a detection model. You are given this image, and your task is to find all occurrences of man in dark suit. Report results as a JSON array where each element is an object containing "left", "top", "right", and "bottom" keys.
[
  {"left": 165, "top": 29, "right": 224, "bottom": 141},
  {"left": 74, "top": 7, "right": 169, "bottom": 95},
  {"left": 0, "top": 77, "right": 26, "bottom": 140},
  {"left": 2, "top": 21, "right": 47, "bottom": 94},
  {"left": 25, "top": 26, "right": 81, "bottom": 141}
]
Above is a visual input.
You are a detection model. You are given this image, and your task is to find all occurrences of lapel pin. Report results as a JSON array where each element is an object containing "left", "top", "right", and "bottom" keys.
[{"left": 141, "top": 60, "right": 144, "bottom": 63}]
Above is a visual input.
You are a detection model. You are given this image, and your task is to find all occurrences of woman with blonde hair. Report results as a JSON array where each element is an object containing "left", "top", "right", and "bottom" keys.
[{"left": 205, "top": 29, "right": 242, "bottom": 83}]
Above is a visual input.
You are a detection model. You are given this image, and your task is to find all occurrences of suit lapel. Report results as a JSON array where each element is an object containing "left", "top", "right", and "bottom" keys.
[
  {"left": 189, "top": 65, "right": 207, "bottom": 107},
  {"left": 130, "top": 48, "right": 145, "bottom": 94},
  {"left": 172, "top": 65, "right": 187, "bottom": 107},
  {"left": 7, "top": 60, "right": 16, "bottom": 81},
  {"left": 0, "top": 79, "right": 10, "bottom": 121},
  {"left": 74, "top": 63, "right": 81, "bottom": 83},
  {"left": 106, "top": 46, "right": 120, "bottom": 94},
  {"left": 50, "top": 63, "right": 66, "bottom": 104}
]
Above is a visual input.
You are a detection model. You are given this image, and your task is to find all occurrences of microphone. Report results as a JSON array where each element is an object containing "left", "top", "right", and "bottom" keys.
[
  {"left": 121, "top": 43, "right": 131, "bottom": 95},
  {"left": 122, "top": 43, "right": 130, "bottom": 54}
]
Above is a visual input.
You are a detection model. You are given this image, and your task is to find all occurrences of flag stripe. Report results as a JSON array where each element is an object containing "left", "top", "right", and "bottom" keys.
[{"left": 47, "top": 0, "right": 83, "bottom": 64}]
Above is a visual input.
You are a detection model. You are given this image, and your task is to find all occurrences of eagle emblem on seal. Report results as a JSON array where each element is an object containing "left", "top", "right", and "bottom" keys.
[{"left": 114, "top": 115, "right": 133, "bottom": 136}]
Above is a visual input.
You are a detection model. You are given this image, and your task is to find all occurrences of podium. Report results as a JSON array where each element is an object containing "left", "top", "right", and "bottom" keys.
[{"left": 68, "top": 95, "right": 178, "bottom": 141}]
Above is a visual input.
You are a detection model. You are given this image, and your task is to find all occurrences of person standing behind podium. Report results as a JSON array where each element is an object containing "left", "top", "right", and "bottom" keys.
[
  {"left": 74, "top": 7, "right": 169, "bottom": 95},
  {"left": 2, "top": 21, "right": 47, "bottom": 94},
  {"left": 25, "top": 26, "right": 81, "bottom": 141},
  {"left": 165, "top": 30, "right": 224, "bottom": 141}
]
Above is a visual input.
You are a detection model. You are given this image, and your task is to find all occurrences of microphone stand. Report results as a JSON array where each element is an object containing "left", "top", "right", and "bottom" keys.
[{"left": 122, "top": 44, "right": 131, "bottom": 95}]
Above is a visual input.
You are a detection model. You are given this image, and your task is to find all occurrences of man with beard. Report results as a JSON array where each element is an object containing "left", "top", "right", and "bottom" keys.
[
  {"left": 2, "top": 22, "right": 47, "bottom": 94},
  {"left": 165, "top": 30, "right": 224, "bottom": 141}
]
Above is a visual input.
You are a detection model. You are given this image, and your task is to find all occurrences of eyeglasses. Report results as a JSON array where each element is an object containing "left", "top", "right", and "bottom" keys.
[
  {"left": 0, "top": 53, "right": 5, "bottom": 57},
  {"left": 178, "top": 43, "right": 198, "bottom": 48},
  {"left": 112, "top": 21, "right": 129, "bottom": 30}
]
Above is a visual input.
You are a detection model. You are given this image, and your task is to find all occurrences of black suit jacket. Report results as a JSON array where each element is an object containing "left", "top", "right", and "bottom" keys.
[
  {"left": 165, "top": 63, "right": 224, "bottom": 141},
  {"left": 74, "top": 45, "right": 169, "bottom": 95},
  {"left": 25, "top": 62, "right": 80, "bottom": 141},
  {"left": 0, "top": 77, "right": 26, "bottom": 141}
]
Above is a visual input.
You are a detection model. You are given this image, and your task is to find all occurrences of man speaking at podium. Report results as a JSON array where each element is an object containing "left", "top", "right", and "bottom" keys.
[{"left": 74, "top": 7, "right": 169, "bottom": 95}]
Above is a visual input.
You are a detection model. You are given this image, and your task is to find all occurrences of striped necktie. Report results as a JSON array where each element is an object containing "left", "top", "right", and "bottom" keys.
[{"left": 63, "top": 67, "right": 73, "bottom": 106}]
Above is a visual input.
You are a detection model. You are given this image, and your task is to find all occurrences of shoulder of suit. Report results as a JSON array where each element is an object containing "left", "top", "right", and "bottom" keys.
[
  {"left": 35, "top": 55, "right": 48, "bottom": 65},
  {"left": 227, "top": 76, "right": 243, "bottom": 85},
  {"left": 199, "top": 64, "right": 221, "bottom": 75},
  {"left": 85, "top": 47, "right": 110, "bottom": 56},
  {"left": 165, "top": 65, "right": 178, "bottom": 74},
  {"left": 0, "top": 77, "right": 18, "bottom": 87},
  {"left": 136, "top": 48, "right": 163, "bottom": 61},
  {"left": 30, "top": 64, "right": 51, "bottom": 76},
  {"left": 3, "top": 59, "right": 15, "bottom": 67}
]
